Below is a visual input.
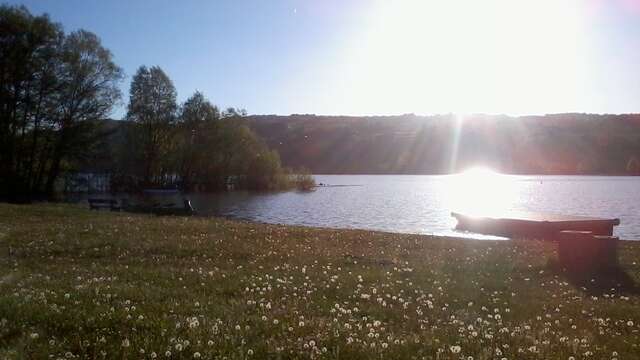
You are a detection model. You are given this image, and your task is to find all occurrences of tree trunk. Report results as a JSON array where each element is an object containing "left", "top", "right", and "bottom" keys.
[{"left": 45, "top": 128, "right": 67, "bottom": 198}]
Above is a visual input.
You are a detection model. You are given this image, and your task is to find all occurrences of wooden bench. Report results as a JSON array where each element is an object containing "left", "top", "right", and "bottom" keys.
[{"left": 88, "top": 198, "right": 120, "bottom": 211}]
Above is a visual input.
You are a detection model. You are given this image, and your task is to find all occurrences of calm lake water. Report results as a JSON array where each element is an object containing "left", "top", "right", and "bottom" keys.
[{"left": 188, "top": 175, "right": 640, "bottom": 240}]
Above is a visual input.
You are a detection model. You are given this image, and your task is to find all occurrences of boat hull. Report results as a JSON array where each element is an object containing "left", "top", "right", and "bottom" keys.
[{"left": 452, "top": 212, "right": 619, "bottom": 239}]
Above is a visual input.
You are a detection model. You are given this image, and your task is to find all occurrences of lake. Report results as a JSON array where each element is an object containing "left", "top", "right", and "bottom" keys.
[{"left": 188, "top": 174, "right": 640, "bottom": 240}]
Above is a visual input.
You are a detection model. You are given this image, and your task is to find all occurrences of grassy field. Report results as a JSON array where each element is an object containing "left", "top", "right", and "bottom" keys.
[{"left": 1, "top": 204, "right": 639, "bottom": 359}]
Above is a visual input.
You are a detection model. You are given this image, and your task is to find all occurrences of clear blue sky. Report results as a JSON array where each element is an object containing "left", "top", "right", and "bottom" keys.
[{"left": 8, "top": 0, "right": 640, "bottom": 118}]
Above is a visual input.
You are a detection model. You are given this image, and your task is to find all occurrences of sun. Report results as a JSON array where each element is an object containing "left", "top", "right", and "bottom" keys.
[{"left": 458, "top": 167, "right": 498, "bottom": 179}]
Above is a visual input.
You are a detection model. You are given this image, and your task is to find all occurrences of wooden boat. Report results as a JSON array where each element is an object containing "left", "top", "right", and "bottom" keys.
[{"left": 451, "top": 211, "right": 620, "bottom": 239}]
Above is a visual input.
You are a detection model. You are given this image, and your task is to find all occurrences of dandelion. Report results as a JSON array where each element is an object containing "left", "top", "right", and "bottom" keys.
[
  {"left": 30, "top": 332, "right": 39, "bottom": 339},
  {"left": 193, "top": 352, "right": 201, "bottom": 358},
  {"left": 450, "top": 345, "right": 461, "bottom": 353},
  {"left": 247, "top": 349, "right": 254, "bottom": 356},
  {"left": 122, "top": 338, "right": 130, "bottom": 348}
]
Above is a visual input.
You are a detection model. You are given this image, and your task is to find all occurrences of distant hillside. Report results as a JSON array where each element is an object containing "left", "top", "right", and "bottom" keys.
[
  {"left": 91, "top": 114, "right": 640, "bottom": 176},
  {"left": 246, "top": 113, "right": 640, "bottom": 175}
]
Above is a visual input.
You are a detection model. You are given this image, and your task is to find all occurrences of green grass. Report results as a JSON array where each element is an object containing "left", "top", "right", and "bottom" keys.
[{"left": 1, "top": 203, "right": 639, "bottom": 359}]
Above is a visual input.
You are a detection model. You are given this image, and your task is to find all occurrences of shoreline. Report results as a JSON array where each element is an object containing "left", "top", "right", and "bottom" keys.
[{"left": 195, "top": 211, "right": 636, "bottom": 242}]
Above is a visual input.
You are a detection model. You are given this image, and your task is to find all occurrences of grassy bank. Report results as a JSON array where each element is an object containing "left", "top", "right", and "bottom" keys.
[{"left": 1, "top": 204, "right": 639, "bottom": 359}]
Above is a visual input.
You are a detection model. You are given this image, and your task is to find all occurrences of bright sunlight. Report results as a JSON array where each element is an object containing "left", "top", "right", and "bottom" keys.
[
  {"left": 446, "top": 166, "right": 517, "bottom": 217},
  {"left": 336, "top": 0, "right": 589, "bottom": 115}
]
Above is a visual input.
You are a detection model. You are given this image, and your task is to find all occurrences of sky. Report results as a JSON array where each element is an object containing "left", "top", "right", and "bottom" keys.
[{"left": 8, "top": 0, "right": 640, "bottom": 118}]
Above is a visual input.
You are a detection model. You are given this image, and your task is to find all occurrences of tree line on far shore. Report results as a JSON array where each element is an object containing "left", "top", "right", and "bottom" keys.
[
  {"left": 0, "top": 5, "right": 313, "bottom": 201},
  {"left": 247, "top": 113, "right": 640, "bottom": 175}
]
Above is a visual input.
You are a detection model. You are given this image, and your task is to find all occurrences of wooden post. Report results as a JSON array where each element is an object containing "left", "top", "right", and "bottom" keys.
[
  {"left": 593, "top": 235, "right": 619, "bottom": 268},
  {"left": 558, "top": 230, "right": 619, "bottom": 272},
  {"left": 558, "top": 231, "right": 594, "bottom": 272}
]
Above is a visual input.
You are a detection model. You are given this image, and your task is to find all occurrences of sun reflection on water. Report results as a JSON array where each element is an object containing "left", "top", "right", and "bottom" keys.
[{"left": 446, "top": 167, "right": 518, "bottom": 218}]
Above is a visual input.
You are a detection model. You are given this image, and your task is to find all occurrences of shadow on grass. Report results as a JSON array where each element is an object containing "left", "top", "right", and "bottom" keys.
[{"left": 547, "top": 258, "right": 639, "bottom": 296}]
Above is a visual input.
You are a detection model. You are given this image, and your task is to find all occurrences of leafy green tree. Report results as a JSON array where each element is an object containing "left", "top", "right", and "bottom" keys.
[
  {"left": 0, "top": 5, "right": 122, "bottom": 200},
  {"left": 177, "top": 91, "right": 220, "bottom": 188},
  {"left": 125, "top": 66, "right": 177, "bottom": 185},
  {"left": 246, "top": 149, "right": 285, "bottom": 190},
  {"left": 181, "top": 91, "right": 220, "bottom": 126},
  {"left": 0, "top": 5, "right": 62, "bottom": 199},
  {"left": 44, "top": 30, "right": 123, "bottom": 195}
]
